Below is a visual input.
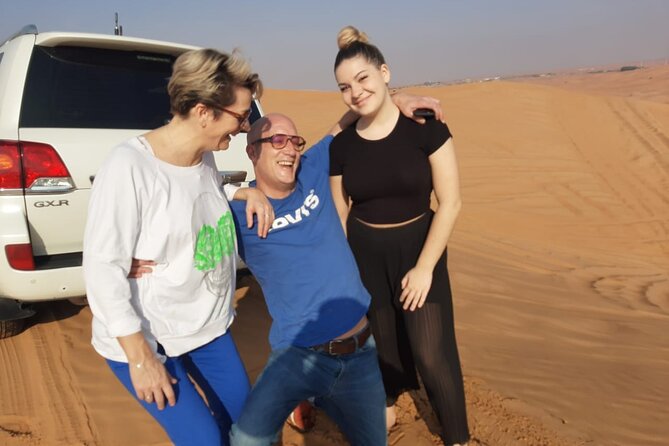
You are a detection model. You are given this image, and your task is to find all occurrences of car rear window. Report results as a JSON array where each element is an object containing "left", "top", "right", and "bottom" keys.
[
  {"left": 19, "top": 46, "right": 260, "bottom": 129},
  {"left": 20, "top": 45, "right": 175, "bottom": 129},
  {"left": 20, "top": 45, "right": 262, "bottom": 131}
]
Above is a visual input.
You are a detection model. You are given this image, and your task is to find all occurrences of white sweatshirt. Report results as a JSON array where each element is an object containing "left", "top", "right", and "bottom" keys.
[{"left": 83, "top": 136, "right": 239, "bottom": 362}]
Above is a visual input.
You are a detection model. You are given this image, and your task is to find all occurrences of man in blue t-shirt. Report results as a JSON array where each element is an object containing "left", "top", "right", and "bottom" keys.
[
  {"left": 128, "top": 97, "right": 443, "bottom": 445},
  {"left": 228, "top": 113, "right": 387, "bottom": 446}
]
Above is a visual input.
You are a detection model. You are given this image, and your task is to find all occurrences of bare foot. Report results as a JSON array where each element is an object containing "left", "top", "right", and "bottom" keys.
[{"left": 386, "top": 405, "right": 397, "bottom": 431}]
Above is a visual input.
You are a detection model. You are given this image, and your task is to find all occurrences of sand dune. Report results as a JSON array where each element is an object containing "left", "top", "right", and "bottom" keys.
[
  {"left": 401, "top": 81, "right": 669, "bottom": 445},
  {"left": 1, "top": 70, "right": 668, "bottom": 445},
  {"left": 513, "top": 64, "right": 669, "bottom": 104}
]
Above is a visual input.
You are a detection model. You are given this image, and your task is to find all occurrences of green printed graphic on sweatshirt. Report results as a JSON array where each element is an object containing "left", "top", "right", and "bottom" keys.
[{"left": 194, "top": 211, "right": 235, "bottom": 271}]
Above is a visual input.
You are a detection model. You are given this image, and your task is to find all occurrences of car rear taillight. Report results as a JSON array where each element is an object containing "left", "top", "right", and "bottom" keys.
[
  {"left": 0, "top": 141, "right": 22, "bottom": 189},
  {"left": 21, "top": 141, "right": 74, "bottom": 192},
  {"left": 5, "top": 244, "right": 35, "bottom": 271},
  {"left": 0, "top": 140, "right": 74, "bottom": 192}
]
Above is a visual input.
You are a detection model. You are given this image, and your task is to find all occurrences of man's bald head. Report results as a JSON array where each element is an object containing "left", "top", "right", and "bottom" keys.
[
  {"left": 245, "top": 113, "right": 302, "bottom": 198},
  {"left": 247, "top": 113, "right": 297, "bottom": 147}
]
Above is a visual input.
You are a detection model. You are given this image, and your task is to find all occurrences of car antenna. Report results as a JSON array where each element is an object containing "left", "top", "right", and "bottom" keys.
[{"left": 114, "top": 12, "right": 123, "bottom": 36}]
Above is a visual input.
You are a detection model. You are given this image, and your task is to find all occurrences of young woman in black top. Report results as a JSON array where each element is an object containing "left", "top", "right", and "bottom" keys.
[{"left": 329, "top": 26, "right": 470, "bottom": 446}]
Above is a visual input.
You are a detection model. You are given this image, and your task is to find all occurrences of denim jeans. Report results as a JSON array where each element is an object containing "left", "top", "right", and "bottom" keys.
[{"left": 230, "top": 335, "right": 387, "bottom": 446}]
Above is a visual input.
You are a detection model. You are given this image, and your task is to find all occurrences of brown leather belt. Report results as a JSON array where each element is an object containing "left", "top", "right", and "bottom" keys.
[{"left": 309, "top": 324, "right": 372, "bottom": 355}]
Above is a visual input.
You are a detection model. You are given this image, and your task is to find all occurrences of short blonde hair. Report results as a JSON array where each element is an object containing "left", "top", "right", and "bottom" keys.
[{"left": 168, "top": 48, "right": 263, "bottom": 118}]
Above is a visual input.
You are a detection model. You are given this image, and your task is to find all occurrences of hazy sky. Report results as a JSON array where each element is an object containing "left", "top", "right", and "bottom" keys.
[{"left": 2, "top": 0, "right": 668, "bottom": 90}]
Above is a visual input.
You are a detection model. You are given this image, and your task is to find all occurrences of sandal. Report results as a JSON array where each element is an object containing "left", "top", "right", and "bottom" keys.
[{"left": 286, "top": 400, "right": 315, "bottom": 433}]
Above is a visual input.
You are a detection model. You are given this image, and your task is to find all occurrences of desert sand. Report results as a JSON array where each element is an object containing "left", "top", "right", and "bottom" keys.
[
  {"left": 1, "top": 66, "right": 668, "bottom": 446},
  {"left": 512, "top": 63, "right": 669, "bottom": 104}
]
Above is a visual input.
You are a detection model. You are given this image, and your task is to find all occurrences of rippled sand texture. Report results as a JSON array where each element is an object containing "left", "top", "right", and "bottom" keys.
[{"left": 435, "top": 78, "right": 669, "bottom": 446}]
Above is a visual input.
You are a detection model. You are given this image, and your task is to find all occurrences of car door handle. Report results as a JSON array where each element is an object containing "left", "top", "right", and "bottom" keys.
[
  {"left": 220, "top": 171, "right": 247, "bottom": 185},
  {"left": 91, "top": 172, "right": 247, "bottom": 186}
]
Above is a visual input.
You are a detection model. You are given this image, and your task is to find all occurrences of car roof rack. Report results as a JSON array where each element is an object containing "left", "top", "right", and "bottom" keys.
[{"left": 1, "top": 24, "right": 39, "bottom": 46}]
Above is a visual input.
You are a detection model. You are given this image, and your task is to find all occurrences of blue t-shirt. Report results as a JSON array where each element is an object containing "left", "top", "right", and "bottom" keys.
[{"left": 230, "top": 136, "right": 370, "bottom": 350}]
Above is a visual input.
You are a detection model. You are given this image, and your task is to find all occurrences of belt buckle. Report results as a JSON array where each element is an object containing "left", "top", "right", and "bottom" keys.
[{"left": 328, "top": 338, "right": 345, "bottom": 355}]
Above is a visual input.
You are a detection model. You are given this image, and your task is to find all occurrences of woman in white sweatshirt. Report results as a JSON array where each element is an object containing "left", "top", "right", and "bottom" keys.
[{"left": 83, "top": 48, "right": 268, "bottom": 446}]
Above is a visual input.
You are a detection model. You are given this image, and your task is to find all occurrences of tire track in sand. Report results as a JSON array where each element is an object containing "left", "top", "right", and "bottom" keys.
[
  {"left": 608, "top": 100, "right": 669, "bottom": 207},
  {"left": 0, "top": 304, "right": 97, "bottom": 445}
]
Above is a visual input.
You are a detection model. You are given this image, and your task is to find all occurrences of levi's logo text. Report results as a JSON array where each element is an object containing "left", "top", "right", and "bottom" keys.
[{"left": 270, "top": 189, "right": 320, "bottom": 232}]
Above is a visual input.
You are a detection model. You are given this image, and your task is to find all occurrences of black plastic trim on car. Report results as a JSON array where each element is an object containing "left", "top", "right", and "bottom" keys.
[{"left": 33, "top": 252, "right": 82, "bottom": 270}]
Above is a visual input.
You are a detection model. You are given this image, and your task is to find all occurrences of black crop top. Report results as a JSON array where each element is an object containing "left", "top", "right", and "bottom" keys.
[{"left": 330, "top": 114, "right": 452, "bottom": 224}]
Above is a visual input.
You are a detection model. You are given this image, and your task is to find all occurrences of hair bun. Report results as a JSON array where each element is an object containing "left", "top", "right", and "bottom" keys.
[{"left": 337, "top": 26, "right": 369, "bottom": 50}]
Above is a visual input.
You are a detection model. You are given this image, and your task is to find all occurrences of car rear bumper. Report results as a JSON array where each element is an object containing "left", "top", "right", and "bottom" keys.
[
  {"left": 0, "top": 264, "right": 85, "bottom": 302},
  {"left": 0, "top": 194, "right": 84, "bottom": 302}
]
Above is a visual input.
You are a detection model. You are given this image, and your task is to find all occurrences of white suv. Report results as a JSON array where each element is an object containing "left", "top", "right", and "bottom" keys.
[{"left": 0, "top": 26, "right": 260, "bottom": 338}]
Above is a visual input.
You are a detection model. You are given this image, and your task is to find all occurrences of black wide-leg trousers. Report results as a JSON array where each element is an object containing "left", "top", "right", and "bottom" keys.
[{"left": 347, "top": 211, "right": 470, "bottom": 445}]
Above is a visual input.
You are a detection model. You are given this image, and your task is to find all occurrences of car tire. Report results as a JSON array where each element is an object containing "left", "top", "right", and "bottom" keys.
[{"left": 0, "top": 318, "right": 26, "bottom": 339}]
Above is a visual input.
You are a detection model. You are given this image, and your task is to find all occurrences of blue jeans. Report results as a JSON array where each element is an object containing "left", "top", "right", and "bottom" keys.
[
  {"left": 108, "top": 332, "right": 250, "bottom": 446},
  {"left": 230, "top": 335, "right": 387, "bottom": 446}
]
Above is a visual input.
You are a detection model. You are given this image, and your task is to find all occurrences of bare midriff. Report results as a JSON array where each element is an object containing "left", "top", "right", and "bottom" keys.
[{"left": 355, "top": 212, "right": 425, "bottom": 229}]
